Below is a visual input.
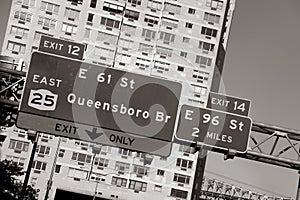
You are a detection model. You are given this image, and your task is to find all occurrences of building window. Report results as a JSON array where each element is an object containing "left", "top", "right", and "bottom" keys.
[
  {"left": 31, "top": 177, "right": 38, "bottom": 187},
  {"left": 36, "top": 145, "right": 50, "bottom": 156},
  {"left": 182, "top": 37, "right": 190, "bottom": 43},
  {"left": 188, "top": 8, "right": 195, "bottom": 14},
  {"left": 115, "top": 161, "right": 130, "bottom": 174},
  {"left": 156, "top": 46, "right": 172, "bottom": 58},
  {"left": 118, "top": 148, "right": 132, "bottom": 157},
  {"left": 176, "top": 158, "right": 193, "bottom": 170},
  {"left": 122, "top": 24, "right": 136, "bottom": 36},
  {"left": 195, "top": 55, "right": 212, "bottom": 68},
  {"left": 157, "top": 169, "right": 165, "bottom": 176},
  {"left": 159, "top": 31, "right": 175, "bottom": 44},
  {"left": 164, "top": 3, "right": 181, "bottom": 15},
  {"left": 10, "top": 26, "right": 29, "bottom": 38},
  {"left": 185, "top": 22, "right": 193, "bottom": 29},
  {"left": 138, "top": 43, "right": 153, "bottom": 54},
  {"left": 55, "top": 165, "right": 61, "bottom": 173},
  {"left": 68, "top": 167, "right": 88, "bottom": 179},
  {"left": 129, "top": 180, "right": 147, "bottom": 192},
  {"left": 16, "top": 0, "right": 35, "bottom": 7},
  {"left": 173, "top": 173, "right": 190, "bottom": 184},
  {"left": 161, "top": 17, "right": 178, "bottom": 29},
  {"left": 206, "top": 0, "right": 223, "bottom": 11},
  {"left": 124, "top": 9, "right": 139, "bottom": 21},
  {"left": 62, "top": 23, "right": 77, "bottom": 35},
  {"left": 154, "top": 185, "right": 162, "bottom": 192},
  {"left": 199, "top": 41, "right": 215, "bottom": 53},
  {"left": 97, "top": 31, "right": 118, "bottom": 45},
  {"left": 31, "top": 46, "right": 38, "bottom": 52},
  {"left": 147, "top": 0, "right": 162, "bottom": 11},
  {"left": 64, "top": 7, "right": 80, "bottom": 20},
  {"left": 67, "top": 0, "right": 83, "bottom": 6},
  {"left": 204, "top": 12, "right": 221, "bottom": 25},
  {"left": 100, "top": 17, "right": 121, "bottom": 29},
  {"left": 32, "top": 160, "right": 47, "bottom": 171},
  {"left": 94, "top": 157, "right": 109, "bottom": 168},
  {"left": 192, "top": 69, "right": 209, "bottom": 84},
  {"left": 193, "top": 86, "right": 207, "bottom": 98},
  {"left": 139, "top": 43, "right": 153, "bottom": 54},
  {"left": 177, "top": 66, "right": 184, "bottom": 72},
  {"left": 116, "top": 53, "right": 131, "bottom": 65},
  {"left": 14, "top": 11, "right": 32, "bottom": 23},
  {"left": 111, "top": 176, "right": 127, "bottom": 187},
  {"left": 100, "top": 145, "right": 112, "bottom": 154},
  {"left": 136, "top": 57, "right": 150, "bottom": 70},
  {"left": 84, "top": 28, "right": 91, "bottom": 38},
  {"left": 179, "top": 145, "right": 195, "bottom": 154},
  {"left": 6, "top": 155, "right": 26, "bottom": 167},
  {"left": 90, "top": 0, "right": 97, "bottom": 8},
  {"left": 153, "top": 61, "right": 170, "bottom": 72},
  {"left": 71, "top": 152, "right": 92, "bottom": 163},
  {"left": 103, "top": 2, "right": 124, "bottom": 15},
  {"left": 133, "top": 165, "right": 149, "bottom": 177},
  {"left": 170, "top": 188, "right": 188, "bottom": 199},
  {"left": 94, "top": 46, "right": 115, "bottom": 60},
  {"left": 40, "top": 1, "right": 59, "bottom": 15},
  {"left": 142, "top": 28, "right": 156, "bottom": 41},
  {"left": 34, "top": 31, "right": 53, "bottom": 41},
  {"left": 144, "top": 14, "right": 159, "bottom": 26},
  {"left": 118, "top": 39, "right": 133, "bottom": 50},
  {"left": 6, "top": 41, "right": 26, "bottom": 54},
  {"left": 87, "top": 13, "right": 94, "bottom": 24},
  {"left": 180, "top": 51, "right": 187, "bottom": 58},
  {"left": 58, "top": 149, "right": 65, "bottom": 158},
  {"left": 37, "top": 16, "right": 56, "bottom": 30},
  {"left": 201, "top": 27, "right": 218, "bottom": 38},
  {"left": 127, "top": 0, "right": 141, "bottom": 6}
]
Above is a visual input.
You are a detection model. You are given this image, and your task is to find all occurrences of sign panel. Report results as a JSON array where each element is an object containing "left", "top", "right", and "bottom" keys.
[
  {"left": 207, "top": 92, "right": 251, "bottom": 116},
  {"left": 175, "top": 105, "right": 252, "bottom": 153},
  {"left": 39, "top": 36, "right": 85, "bottom": 60},
  {"left": 17, "top": 52, "right": 182, "bottom": 156}
]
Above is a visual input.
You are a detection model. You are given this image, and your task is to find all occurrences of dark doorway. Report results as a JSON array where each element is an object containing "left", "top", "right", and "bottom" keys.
[{"left": 54, "top": 189, "right": 111, "bottom": 200}]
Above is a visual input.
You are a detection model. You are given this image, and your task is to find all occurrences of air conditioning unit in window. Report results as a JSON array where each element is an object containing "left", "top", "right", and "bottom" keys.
[
  {"left": 45, "top": 11, "right": 52, "bottom": 15},
  {"left": 15, "top": 35, "right": 22, "bottom": 39}
]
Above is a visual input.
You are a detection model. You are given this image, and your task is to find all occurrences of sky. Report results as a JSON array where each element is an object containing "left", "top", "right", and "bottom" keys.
[
  {"left": 1, "top": 0, "right": 300, "bottom": 198},
  {"left": 206, "top": 0, "right": 300, "bottom": 198}
]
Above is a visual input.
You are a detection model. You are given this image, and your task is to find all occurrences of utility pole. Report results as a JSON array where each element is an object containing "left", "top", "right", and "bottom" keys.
[
  {"left": 44, "top": 137, "right": 62, "bottom": 200},
  {"left": 19, "top": 130, "right": 39, "bottom": 200}
]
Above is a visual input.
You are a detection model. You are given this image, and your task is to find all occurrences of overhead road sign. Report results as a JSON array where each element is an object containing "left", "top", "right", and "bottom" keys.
[
  {"left": 17, "top": 52, "right": 182, "bottom": 156},
  {"left": 39, "top": 35, "right": 85, "bottom": 60},
  {"left": 175, "top": 105, "right": 252, "bottom": 153},
  {"left": 207, "top": 92, "right": 251, "bottom": 116}
]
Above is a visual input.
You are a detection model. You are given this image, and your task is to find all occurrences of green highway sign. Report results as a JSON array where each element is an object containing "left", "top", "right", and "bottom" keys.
[
  {"left": 175, "top": 105, "right": 252, "bottom": 153},
  {"left": 17, "top": 52, "right": 182, "bottom": 156}
]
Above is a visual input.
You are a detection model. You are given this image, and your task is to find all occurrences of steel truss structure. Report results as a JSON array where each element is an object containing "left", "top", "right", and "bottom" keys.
[
  {"left": 200, "top": 176, "right": 293, "bottom": 200},
  {"left": 0, "top": 59, "right": 25, "bottom": 127},
  {"left": 216, "top": 122, "right": 300, "bottom": 170}
]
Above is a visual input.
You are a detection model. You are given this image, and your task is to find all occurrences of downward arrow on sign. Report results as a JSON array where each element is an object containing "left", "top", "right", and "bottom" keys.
[{"left": 85, "top": 127, "right": 103, "bottom": 140}]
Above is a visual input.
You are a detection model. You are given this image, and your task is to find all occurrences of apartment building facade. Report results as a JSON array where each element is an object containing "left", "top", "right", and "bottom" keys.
[{"left": 0, "top": 0, "right": 236, "bottom": 199}]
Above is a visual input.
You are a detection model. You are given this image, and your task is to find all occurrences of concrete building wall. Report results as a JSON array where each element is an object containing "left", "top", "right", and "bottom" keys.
[{"left": 0, "top": 0, "right": 236, "bottom": 199}]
